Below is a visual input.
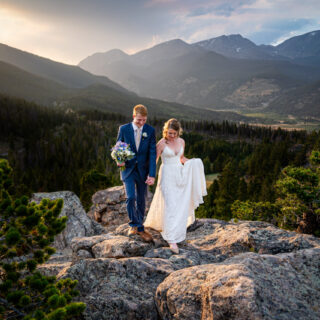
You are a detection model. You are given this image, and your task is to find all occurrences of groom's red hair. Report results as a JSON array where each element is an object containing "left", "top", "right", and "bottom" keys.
[{"left": 133, "top": 104, "right": 148, "bottom": 116}]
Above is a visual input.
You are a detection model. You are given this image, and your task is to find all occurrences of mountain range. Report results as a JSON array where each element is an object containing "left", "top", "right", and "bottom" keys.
[
  {"left": 79, "top": 30, "right": 320, "bottom": 118},
  {"left": 0, "top": 44, "right": 247, "bottom": 122},
  {"left": 194, "top": 30, "right": 320, "bottom": 63},
  {"left": 1, "top": 30, "right": 320, "bottom": 122}
]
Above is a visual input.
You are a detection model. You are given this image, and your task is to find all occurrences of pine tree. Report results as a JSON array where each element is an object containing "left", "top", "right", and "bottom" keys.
[
  {"left": 275, "top": 150, "right": 320, "bottom": 235},
  {"left": 237, "top": 178, "right": 248, "bottom": 201},
  {"left": 0, "top": 159, "right": 85, "bottom": 319},
  {"left": 214, "top": 161, "right": 239, "bottom": 220}
]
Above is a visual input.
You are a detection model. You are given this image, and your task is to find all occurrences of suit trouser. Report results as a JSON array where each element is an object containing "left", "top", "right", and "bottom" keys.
[{"left": 123, "top": 168, "right": 147, "bottom": 232}]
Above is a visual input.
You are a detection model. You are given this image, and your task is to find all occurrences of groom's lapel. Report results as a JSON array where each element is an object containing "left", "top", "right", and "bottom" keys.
[{"left": 128, "top": 123, "right": 137, "bottom": 153}]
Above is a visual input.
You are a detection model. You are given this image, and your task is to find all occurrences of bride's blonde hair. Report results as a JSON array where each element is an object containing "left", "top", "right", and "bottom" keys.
[{"left": 162, "top": 118, "right": 183, "bottom": 140}]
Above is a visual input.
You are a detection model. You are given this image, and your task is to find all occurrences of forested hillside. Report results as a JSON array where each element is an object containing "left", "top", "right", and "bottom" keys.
[{"left": 1, "top": 95, "right": 319, "bottom": 231}]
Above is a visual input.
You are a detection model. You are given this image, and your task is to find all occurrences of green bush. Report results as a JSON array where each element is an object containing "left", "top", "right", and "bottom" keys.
[
  {"left": 231, "top": 150, "right": 320, "bottom": 235},
  {"left": 0, "top": 159, "right": 85, "bottom": 319},
  {"left": 231, "top": 200, "right": 279, "bottom": 222}
]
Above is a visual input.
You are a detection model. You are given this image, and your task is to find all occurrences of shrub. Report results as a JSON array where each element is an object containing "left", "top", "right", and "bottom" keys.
[{"left": 0, "top": 159, "right": 85, "bottom": 319}]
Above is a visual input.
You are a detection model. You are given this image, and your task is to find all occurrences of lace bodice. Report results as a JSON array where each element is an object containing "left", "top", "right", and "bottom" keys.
[{"left": 161, "top": 145, "right": 183, "bottom": 166}]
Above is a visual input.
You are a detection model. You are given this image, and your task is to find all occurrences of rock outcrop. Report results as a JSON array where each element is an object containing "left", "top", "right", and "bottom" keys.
[
  {"left": 38, "top": 190, "right": 320, "bottom": 320},
  {"left": 59, "top": 219, "right": 320, "bottom": 320},
  {"left": 87, "top": 186, "right": 153, "bottom": 233},
  {"left": 156, "top": 248, "right": 320, "bottom": 320},
  {"left": 87, "top": 186, "right": 128, "bottom": 232},
  {"left": 32, "top": 191, "right": 105, "bottom": 250},
  {"left": 59, "top": 257, "right": 174, "bottom": 320}
]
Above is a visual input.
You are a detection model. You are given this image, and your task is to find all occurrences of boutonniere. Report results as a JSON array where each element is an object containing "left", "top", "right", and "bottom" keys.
[{"left": 142, "top": 132, "right": 148, "bottom": 139}]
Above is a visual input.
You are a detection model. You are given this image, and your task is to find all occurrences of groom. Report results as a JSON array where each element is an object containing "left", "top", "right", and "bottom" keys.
[{"left": 117, "top": 104, "right": 156, "bottom": 242}]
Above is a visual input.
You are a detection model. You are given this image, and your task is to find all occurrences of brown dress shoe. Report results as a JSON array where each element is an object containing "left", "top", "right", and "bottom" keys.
[
  {"left": 137, "top": 230, "right": 153, "bottom": 242},
  {"left": 128, "top": 227, "right": 138, "bottom": 236}
]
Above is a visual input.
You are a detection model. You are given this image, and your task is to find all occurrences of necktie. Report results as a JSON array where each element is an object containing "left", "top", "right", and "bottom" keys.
[{"left": 135, "top": 128, "right": 142, "bottom": 151}]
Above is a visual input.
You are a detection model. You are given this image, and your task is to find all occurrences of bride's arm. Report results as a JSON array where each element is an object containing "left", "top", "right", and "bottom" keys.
[
  {"left": 156, "top": 139, "right": 165, "bottom": 164},
  {"left": 180, "top": 138, "right": 189, "bottom": 164}
]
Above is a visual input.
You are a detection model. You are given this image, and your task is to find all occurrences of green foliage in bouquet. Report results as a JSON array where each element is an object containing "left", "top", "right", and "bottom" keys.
[{"left": 0, "top": 159, "right": 85, "bottom": 319}]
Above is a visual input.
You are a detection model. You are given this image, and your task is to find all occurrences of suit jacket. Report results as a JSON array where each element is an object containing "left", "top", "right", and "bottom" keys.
[{"left": 117, "top": 123, "right": 156, "bottom": 181}]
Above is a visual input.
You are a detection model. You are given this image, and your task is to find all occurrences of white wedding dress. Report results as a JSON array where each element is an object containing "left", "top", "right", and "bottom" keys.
[{"left": 144, "top": 145, "right": 207, "bottom": 243}]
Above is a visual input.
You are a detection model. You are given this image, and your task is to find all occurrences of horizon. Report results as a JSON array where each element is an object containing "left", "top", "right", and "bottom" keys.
[{"left": 0, "top": 0, "right": 320, "bottom": 65}]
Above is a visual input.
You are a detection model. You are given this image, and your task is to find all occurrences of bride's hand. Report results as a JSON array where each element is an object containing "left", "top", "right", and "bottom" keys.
[{"left": 180, "top": 156, "right": 189, "bottom": 164}]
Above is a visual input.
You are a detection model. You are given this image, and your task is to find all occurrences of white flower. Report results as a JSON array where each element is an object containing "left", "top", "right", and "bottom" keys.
[{"left": 142, "top": 132, "right": 148, "bottom": 138}]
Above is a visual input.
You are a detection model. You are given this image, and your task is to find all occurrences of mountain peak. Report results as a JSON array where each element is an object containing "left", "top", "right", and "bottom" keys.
[
  {"left": 308, "top": 30, "right": 320, "bottom": 36},
  {"left": 78, "top": 49, "right": 129, "bottom": 72},
  {"left": 221, "top": 34, "right": 244, "bottom": 39},
  {"left": 150, "top": 38, "right": 189, "bottom": 49},
  {"left": 131, "top": 38, "right": 199, "bottom": 66},
  {"left": 276, "top": 30, "right": 320, "bottom": 58},
  {"left": 104, "top": 48, "right": 127, "bottom": 55},
  {"left": 193, "top": 34, "right": 271, "bottom": 59},
  {"left": 163, "top": 38, "right": 187, "bottom": 44}
]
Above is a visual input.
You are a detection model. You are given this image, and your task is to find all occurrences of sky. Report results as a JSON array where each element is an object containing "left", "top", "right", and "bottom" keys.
[{"left": 0, "top": 0, "right": 319, "bottom": 65}]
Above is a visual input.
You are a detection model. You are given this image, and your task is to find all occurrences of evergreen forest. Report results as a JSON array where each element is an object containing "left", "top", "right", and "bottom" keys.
[{"left": 1, "top": 94, "right": 319, "bottom": 235}]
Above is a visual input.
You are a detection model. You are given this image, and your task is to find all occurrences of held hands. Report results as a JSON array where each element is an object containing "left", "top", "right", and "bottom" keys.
[
  {"left": 145, "top": 176, "right": 155, "bottom": 185},
  {"left": 117, "top": 162, "right": 125, "bottom": 167}
]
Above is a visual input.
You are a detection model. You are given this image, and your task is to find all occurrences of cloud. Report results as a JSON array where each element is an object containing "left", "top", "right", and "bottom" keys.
[
  {"left": 167, "top": 0, "right": 320, "bottom": 45},
  {"left": 0, "top": 0, "right": 319, "bottom": 63}
]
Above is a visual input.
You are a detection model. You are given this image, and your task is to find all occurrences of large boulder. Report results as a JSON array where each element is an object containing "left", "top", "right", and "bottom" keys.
[
  {"left": 185, "top": 219, "right": 320, "bottom": 257},
  {"left": 88, "top": 186, "right": 153, "bottom": 232},
  {"left": 71, "top": 233, "right": 154, "bottom": 260},
  {"left": 156, "top": 247, "right": 320, "bottom": 320},
  {"left": 31, "top": 191, "right": 105, "bottom": 250},
  {"left": 87, "top": 186, "right": 128, "bottom": 232},
  {"left": 58, "top": 257, "right": 175, "bottom": 320}
]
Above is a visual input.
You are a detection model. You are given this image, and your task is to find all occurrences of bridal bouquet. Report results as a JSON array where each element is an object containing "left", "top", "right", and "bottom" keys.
[{"left": 111, "top": 141, "right": 135, "bottom": 171}]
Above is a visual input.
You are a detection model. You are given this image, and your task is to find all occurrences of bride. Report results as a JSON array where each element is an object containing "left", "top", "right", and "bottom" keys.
[{"left": 144, "top": 118, "right": 207, "bottom": 253}]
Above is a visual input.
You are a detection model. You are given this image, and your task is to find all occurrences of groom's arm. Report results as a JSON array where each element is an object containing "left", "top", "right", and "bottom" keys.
[
  {"left": 148, "top": 127, "right": 156, "bottom": 178},
  {"left": 116, "top": 125, "right": 124, "bottom": 142}
]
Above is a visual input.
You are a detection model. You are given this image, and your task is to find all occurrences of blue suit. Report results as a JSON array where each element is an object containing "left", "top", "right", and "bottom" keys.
[{"left": 117, "top": 123, "right": 156, "bottom": 231}]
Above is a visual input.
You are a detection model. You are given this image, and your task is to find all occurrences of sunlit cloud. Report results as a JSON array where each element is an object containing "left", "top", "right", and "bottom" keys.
[{"left": 0, "top": 0, "right": 319, "bottom": 64}]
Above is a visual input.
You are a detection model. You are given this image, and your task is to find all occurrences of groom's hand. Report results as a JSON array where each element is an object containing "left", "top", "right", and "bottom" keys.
[
  {"left": 145, "top": 176, "right": 155, "bottom": 185},
  {"left": 117, "top": 162, "right": 125, "bottom": 167}
]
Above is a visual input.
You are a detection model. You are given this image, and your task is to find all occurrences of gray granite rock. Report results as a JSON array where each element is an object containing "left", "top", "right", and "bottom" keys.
[
  {"left": 31, "top": 191, "right": 105, "bottom": 250},
  {"left": 114, "top": 224, "right": 168, "bottom": 248},
  {"left": 38, "top": 248, "right": 73, "bottom": 276},
  {"left": 72, "top": 233, "right": 154, "bottom": 260},
  {"left": 87, "top": 186, "right": 129, "bottom": 232},
  {"left": 58, "top": 257, "right": 175, "bottom": 320},
  {"left": 39, "top": 208, "right": 320, "bottom": 320},
  {"left": 156, "top": 247, "right": 320, "bottom": 320},
  {"left": 185, "top": 219, "right": 320, "bottom": 258},
  {"left": 92, "top": 235, "right": 154, "bottom": 259},
  {"left": 88, "top": 186, "right": 153, "bottom": 232}
]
